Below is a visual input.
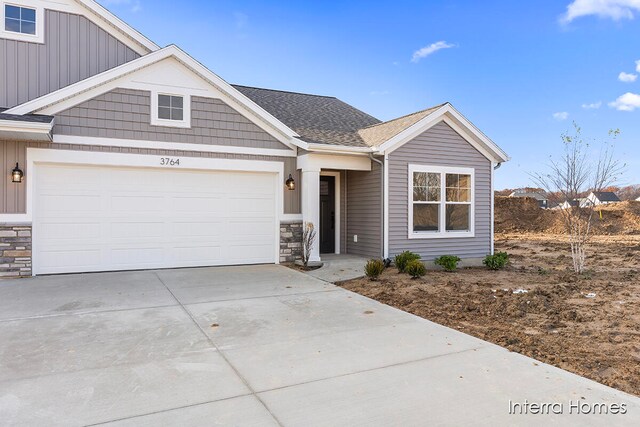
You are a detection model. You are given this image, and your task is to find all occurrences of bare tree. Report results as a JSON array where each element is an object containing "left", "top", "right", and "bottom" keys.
[
  {"left": 530, "top": 123, "right": 625, "bottom": 273},
  {"left": 301, "top": 222, "right": 317, "bottom": 269}
]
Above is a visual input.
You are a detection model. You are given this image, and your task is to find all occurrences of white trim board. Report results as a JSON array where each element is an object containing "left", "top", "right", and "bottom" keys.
[
  {"left": 6, "top": 46, "right": 302, "bottom": 153},
  {"left": 1, "top": 1, "right": 45, "bottom": 44},
  {"left": 379, "top": 103, "right": 509, "bottom": 164},
  {"left": 320, "top": 171, "right": 341, "bottom": 255},
  {"left": 1, "top": 148, "right": 286, "bottom": 226},
  {"left": 52, "top": 135, "right": 297, "bottom": 157}
]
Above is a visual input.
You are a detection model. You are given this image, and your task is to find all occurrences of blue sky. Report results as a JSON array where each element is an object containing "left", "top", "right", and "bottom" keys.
[{"left": 100, "top": 0, "right": 640, "bottom": 189}]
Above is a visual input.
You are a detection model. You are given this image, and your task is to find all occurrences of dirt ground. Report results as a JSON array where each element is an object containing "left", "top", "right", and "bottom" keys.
[{"left": 338, "top": 233, "right": 640, "bottom": 396}]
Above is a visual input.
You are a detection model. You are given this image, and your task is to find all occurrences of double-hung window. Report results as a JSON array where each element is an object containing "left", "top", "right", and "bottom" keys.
[{"left": 409, "top": 165, "right": 474, "bottom": 238}]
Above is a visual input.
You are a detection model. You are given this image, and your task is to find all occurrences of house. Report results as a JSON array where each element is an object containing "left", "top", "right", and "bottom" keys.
[
  {"left": 0, "top": 0, "right": 509, "bottom": 278},
  {"left": 584, "top": 191, "right": 621, "bottom": 206},
  {"left": 508, "top": 189, "right": 549, "bottom": 209}
]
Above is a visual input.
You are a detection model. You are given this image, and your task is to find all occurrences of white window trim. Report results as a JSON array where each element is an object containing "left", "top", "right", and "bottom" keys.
[
  {"left": 150, "top": 91, "right": 191, "bottom": 129},
  {"left": 2, "top": 1, "right": 44, "bottom": 43},
  {"left": 408, "top": 164, "right": 475, "bottom": 239}
]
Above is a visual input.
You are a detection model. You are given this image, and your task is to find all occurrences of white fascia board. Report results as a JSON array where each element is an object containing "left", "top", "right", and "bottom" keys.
[
  {"left": 74, "top": 0, "right": 159, "bottom": 53},
  {"left": 5, "top": 46, "right": 302, "bottom": 153},
  {"left": 53, "top": 135, "right": 297, "bottom": 157},
  {"left": 306, "top": 143, "right": 375, "bottom": 155},
  {"left": 298, "top": 153, "right": 371, "bottom": 172},
  {"left": 379, "top": 104, "right": 509, "bottom": 164},
  {"left": 0, "top": 119, "right": 53, "bottom": 133}
]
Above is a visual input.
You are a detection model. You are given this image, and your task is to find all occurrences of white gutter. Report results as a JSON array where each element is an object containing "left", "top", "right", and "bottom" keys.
[{"left": 306, "top": 143, "right": 376, "bottom": 154}]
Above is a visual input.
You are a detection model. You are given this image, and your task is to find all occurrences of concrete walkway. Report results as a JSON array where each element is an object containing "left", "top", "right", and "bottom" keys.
[
  {"left": 0, "top": 265, "right": 638, "bottom": 426},
  {"left": 307, "top": 253, "right": 368, "bottom": 282}
]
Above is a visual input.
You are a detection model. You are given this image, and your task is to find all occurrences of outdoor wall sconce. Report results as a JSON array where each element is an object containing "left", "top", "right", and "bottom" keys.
[
  {"left": 285, "top": 174, "right": 296, "bottom": 191},
  {"left": 11, "top": 163, "right": 24, "bottom": 184}
]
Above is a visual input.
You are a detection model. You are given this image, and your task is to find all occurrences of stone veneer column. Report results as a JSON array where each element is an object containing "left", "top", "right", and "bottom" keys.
[
  {"left": 279, "top": 221, "right": 303, "bottom": 263},
  {"left": 0, "top": 224, "right": 32, "bottom": 278}
]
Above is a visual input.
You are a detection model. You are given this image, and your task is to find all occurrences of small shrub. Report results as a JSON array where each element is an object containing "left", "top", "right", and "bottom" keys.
[
  {"left": 434, "top": 255, "right": 461, "bottom": 272},
  {"left": 394, "top": 251, "right": 421, "bottom": 273},
  {"left": 364, "top": 259, "right": 385, "bottom": 280},
  {"left": 405, "top": 259, "right": 426, "bottom": 279},
  {"left": 483, "top": 252, "right": 509, "bottom": 270}
]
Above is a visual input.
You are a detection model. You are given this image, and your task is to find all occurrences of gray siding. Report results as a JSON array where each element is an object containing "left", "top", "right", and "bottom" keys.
[
  {"left": 0, "top": 141, "right": 300, "bottom": 215},
  {"left": 0, "top": 10, "right": 139, "bottom": 108},
  {"left": 54, "top": 89, "right": 290, "bottom": 150},
  {"left": 346, "top": 161, "right": 382, "bottom": 258},
  {"left": 388, "top": 121, "right": 492, "bottom": 260}
]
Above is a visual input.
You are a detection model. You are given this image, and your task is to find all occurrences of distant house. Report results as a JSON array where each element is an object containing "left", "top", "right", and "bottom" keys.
[
  {"left": 584, "top": 192, "right": 621, "bottom": 206},
  {"left": 558, "top": 199, "right": 581, "bottom": 210},
  {"left": 509, "top": 189, "right": 549, "bottom": 209}
]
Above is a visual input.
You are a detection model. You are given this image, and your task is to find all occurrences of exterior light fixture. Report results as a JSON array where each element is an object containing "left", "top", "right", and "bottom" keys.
[
  {"left": 285, "top": 174, "right": 296, "bottom": 191},
  {"left": 11, "top": 163, "right": 24, "bottom": 184}
]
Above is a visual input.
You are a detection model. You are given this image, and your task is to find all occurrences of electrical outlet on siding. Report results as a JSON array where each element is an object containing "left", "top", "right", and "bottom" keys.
[{"left": 353, "top": 235, "right": 358, "bottom": 243}]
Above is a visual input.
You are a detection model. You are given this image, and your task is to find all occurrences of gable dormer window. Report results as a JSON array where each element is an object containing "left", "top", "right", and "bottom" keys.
[
  {"left": 150, "top": 91, "right": 191, "bottom": 128},
  {"left": 5, "top": 4, "right": 35, "bottom": 35}
]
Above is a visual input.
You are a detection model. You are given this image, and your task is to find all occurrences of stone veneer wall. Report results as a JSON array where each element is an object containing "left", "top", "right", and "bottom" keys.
[
  {"left": 280, "top": 221, "right": 303, "bottom": 263},
  {"left": 0, "top": 224, "right": 32, "bottom": 278}
]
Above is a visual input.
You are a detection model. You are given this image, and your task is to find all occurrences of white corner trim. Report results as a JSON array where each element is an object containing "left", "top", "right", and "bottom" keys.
[
  {"left": 407, "top": 164, "right": 475, "bottom": 240},
  {"left": 280, "top": 214, "right": 303, "bottom": 222},
  {"left": 298, "top": 153, "right": 371, "bottom": 172},
  {"left": 383, "top": 153, "right": 389, "bottom": 258},
  {"left": 320, "top": 171, "right": 341, "bottom": 255},
  {"left": 52, "top": 135, "right": 297, "bottom": 157},
  {"left": 490, "top": 161, "right": 495, "bottom": 255},
  {"left": 379, "top": 104, "right": 509, "bottom": 164},
  {"left": 150, "top": 91, "right": 191, "bottom": 129},
  {"left": 1, "top": 1, "right": 44, "bottom": 43}
]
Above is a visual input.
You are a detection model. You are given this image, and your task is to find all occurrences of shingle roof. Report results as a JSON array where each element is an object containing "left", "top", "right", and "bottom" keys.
[
  {"left": 0, "top": 108, "right": 54, "bottom": 124},
  {"left": 233, "top": 85, "right": 381, "bottom": 147},
  {"left": 592, "top": 191, "right": 621, "bottom": 202},
  {"left": 357, "top": 104, "right": 446, "bottom": 147}
]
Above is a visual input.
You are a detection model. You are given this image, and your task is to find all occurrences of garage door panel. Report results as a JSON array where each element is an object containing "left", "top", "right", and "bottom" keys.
[
  {"left": 110, "top": 221, "right": 164, "bottom": 239},
  {"left": 34, "top": 164, "right": 277, "bottom": 274}
]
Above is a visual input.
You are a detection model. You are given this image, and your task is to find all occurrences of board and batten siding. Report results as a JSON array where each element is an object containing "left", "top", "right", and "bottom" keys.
[
  {"left": 0, "top": 9, "right": 139, "bottom": 108},
  {"left": 346, "top": 161, "right": 382, "bottom": 258},
  {"left": 54, "top": 89, "right": 288, "bottom": 150},
  {"left": 0, "top": 143, "right": 300, "bottom": 215},
  {"left": 388, "top": 121, "right": 492, "bottom": 260}
]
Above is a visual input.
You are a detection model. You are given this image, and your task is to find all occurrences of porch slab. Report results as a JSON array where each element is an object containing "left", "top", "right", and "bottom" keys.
[{"left": 307, "top": 254, "right": 368, "bottom": 282}]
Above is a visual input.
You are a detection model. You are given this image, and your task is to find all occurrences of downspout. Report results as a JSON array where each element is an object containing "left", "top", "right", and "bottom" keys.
[{"left": 369, "top": 153, "right": 385, "bottom": 260}]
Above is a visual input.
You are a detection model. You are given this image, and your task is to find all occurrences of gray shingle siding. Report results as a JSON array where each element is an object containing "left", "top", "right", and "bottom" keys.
[
  {"left": 388, "top": 121, "right": 492, "bottom": 260},
  {"left": 346, "top": 161, "right": 382, "bottom": 258},
  {"left": 0, "top": 10, "right": 139, "bottom": 108},
  {"left": 54, "top": 89, "right": 290, "bottom": 150}
]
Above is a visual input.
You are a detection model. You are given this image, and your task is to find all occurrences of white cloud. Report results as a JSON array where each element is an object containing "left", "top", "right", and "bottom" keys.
[
  {"left": 636, "top": 59, "right": 640, "bottom": 72},
  {"left": 553, "top": 112, "right": 570, "bottom": 121},
  {"left": 618, "top": 71, "right": 638, "bottom": 82},
  {"left": 411, "top": 41, "right": 456, "bottom": 62},
  {"left": 581, "top": 101, "right": 602, "bottom": 109},
  {"left": 560, "top": 0, "right": 640, "bottom": 23},
  {"left": 609, "top": 92, "right": 640, "bottom": 110}
]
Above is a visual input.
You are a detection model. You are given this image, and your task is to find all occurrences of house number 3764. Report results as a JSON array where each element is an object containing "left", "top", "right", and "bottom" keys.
[{"left": 160, "top": 157, "right": 180, "bottom": 166}]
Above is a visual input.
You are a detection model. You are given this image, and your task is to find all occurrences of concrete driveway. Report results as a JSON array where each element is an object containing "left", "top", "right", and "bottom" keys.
[{"left": 0, "top": 265, "right": 638, "bottom": 426}]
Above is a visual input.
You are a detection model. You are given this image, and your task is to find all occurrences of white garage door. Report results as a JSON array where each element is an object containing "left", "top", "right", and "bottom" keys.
[{"left": 33, "top": 164, "right": 277, "bottom": 275}]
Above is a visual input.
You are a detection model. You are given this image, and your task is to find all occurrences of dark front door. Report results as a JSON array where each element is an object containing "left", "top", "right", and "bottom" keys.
[{"left": 319, "top": 176, "right": 335, "bottom": 254}]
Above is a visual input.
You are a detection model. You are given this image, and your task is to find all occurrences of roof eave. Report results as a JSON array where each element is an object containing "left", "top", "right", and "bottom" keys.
[{"left": 0, "top": 119, "right": 54, "bottom": 142}]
